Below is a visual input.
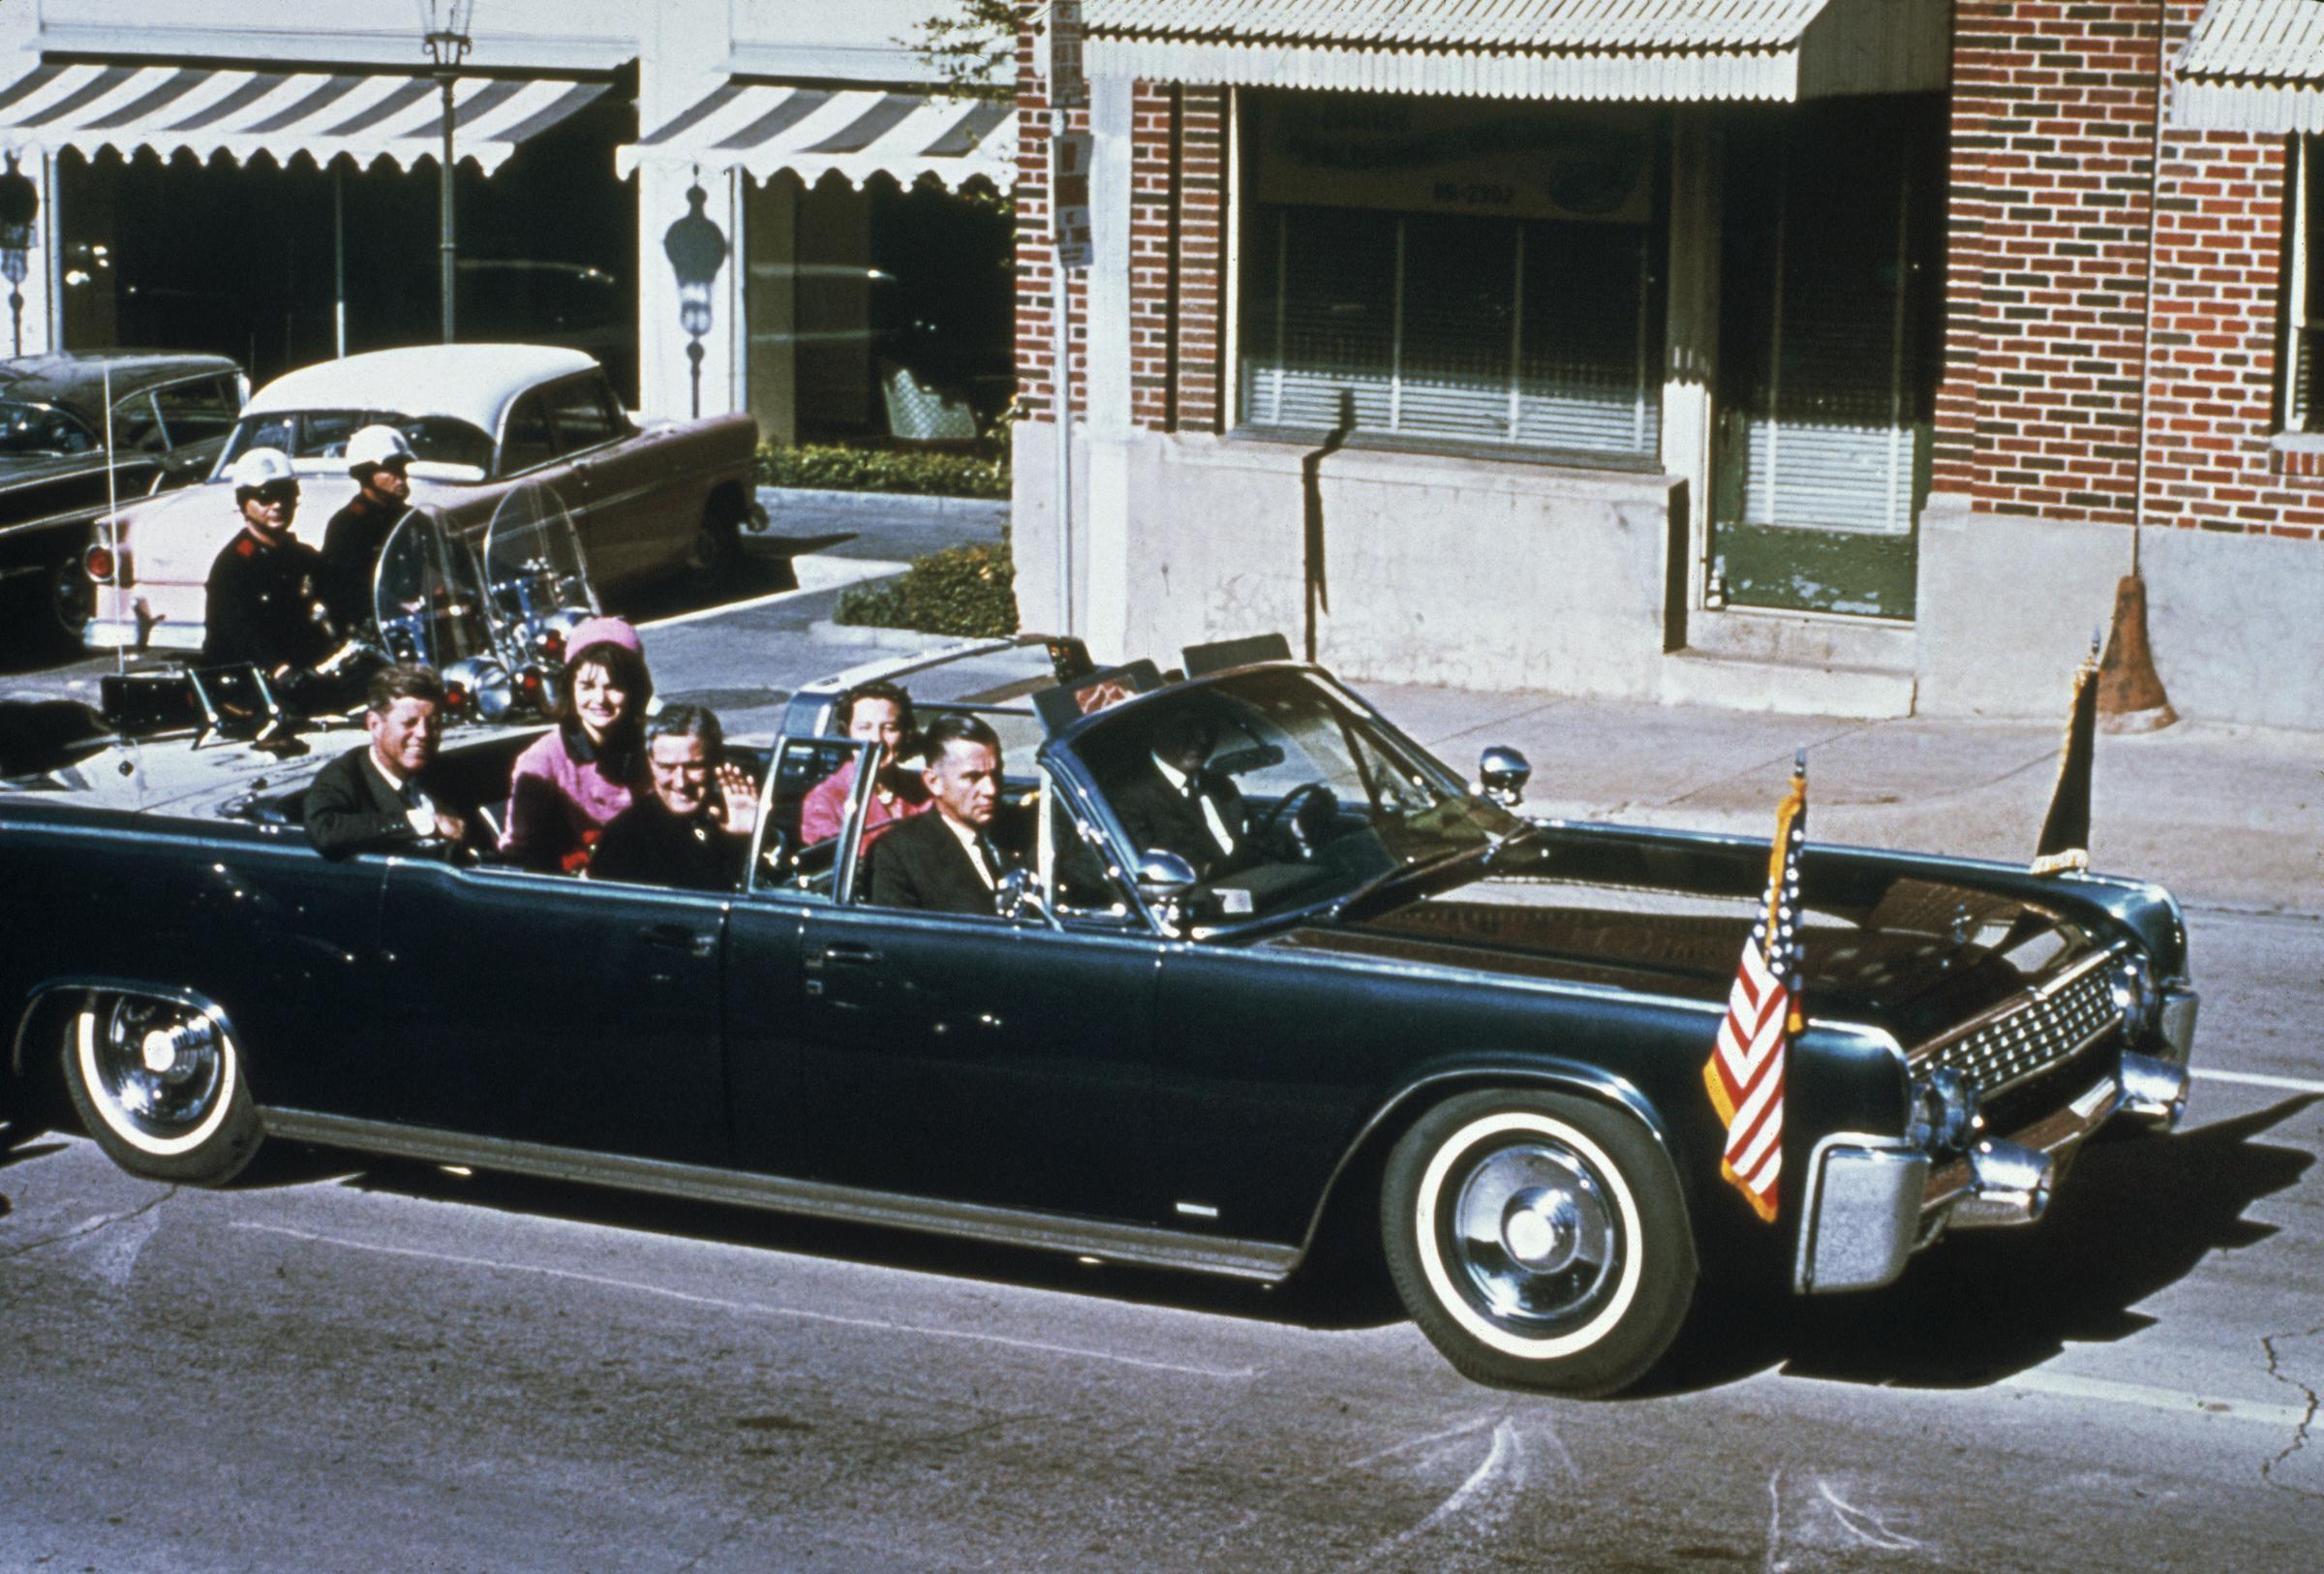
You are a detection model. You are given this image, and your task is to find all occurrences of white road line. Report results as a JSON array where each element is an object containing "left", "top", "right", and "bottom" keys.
[
  {"left": 638, "top": 556, "right": 908, "bottom": 632},
  {"left": 2192, "top": 1068, "right": 2324, "bottom": 1096},
  {"left": 2002, "top": 1369, "right": 2312, "bottom": 1429},
  {"left": 233, "top": 1221, "right": 1255, "bottom": 1380}
]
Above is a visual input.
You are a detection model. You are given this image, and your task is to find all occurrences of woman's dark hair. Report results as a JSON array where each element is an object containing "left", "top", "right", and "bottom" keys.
[
  {"left": 836, "top": 678, "right": 913, "bottom": 735},
  {"left": 558, "top": 638, "right": 654, "bottom": 727}
]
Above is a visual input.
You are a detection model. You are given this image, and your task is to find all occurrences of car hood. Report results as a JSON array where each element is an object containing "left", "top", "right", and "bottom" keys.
[{"left": 1269, "top": 867, "right": 2102, "bottom": 1047}]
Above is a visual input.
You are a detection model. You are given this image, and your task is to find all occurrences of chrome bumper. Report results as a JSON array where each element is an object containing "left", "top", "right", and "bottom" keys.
[{"left": 1795, "top": 1039, "right": 2195, "bottom": 1295}]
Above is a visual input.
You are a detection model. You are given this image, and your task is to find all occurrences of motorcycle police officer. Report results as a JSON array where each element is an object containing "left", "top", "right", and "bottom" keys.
[
  {"left": 319, "top": 424, "right": 414, "bottom": 636},
  {"left": 202, "top": 447, "right": 336, "bottom": 677}
]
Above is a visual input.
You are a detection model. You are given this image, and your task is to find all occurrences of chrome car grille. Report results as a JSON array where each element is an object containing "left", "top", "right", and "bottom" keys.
[{"left": 1916, "top": 958, "right": 2123, "bottom": 1097}]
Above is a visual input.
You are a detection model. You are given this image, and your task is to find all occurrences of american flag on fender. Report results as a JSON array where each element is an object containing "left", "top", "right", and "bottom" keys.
[{"left": 1703, "top": 756, "right": 1808, "bottom": 1224}]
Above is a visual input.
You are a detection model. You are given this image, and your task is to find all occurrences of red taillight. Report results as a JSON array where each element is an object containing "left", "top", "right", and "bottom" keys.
[
  {"left": 443, "top": 682, "right": 471, "bottom": 714},
  {"left": 83, "top": 545, "right": 116, "bottom": 583}
]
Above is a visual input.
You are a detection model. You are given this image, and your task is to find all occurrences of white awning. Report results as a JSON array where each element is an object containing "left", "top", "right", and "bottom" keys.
[
  {"left": 2175, "top": 0, "right": 2324, "bottom": 132},
  {"left": 1082, "top": 0, "right": 1949, "bottom": 102},
  {"left": 618, "top": 85, "right": 1016, "bottom": 191},
  {"left": 0, "top": 61, "right": 610, "bottom": 174}
]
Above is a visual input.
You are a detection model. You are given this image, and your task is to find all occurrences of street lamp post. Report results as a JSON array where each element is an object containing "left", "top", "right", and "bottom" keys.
[
  {"left": 418, "top": 0, "right": 476, "bottom": 345},
  {"left": 0, "top": 154, "right": 39, "bottom": 357}
]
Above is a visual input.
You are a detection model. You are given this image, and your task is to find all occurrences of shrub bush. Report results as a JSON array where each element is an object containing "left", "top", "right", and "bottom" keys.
[
  {"left": 757, "top": 443, "right": 1009, "bottom": 499},
  {"left": 837, "top": 535, "right": 1018, "bottom": 637}
]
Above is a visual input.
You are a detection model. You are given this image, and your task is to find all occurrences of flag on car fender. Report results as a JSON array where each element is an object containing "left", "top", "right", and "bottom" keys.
[
  {"left": 2031, "top": 641, "right": 2100, "bottom": 877},
  {"left": 1704, "top": 758, "right": 1807, "bottom": 1223}
]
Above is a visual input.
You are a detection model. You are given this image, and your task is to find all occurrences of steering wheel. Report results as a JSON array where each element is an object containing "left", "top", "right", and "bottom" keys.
[{"left": 1257, "top": 782, "right": 1338, "bottom": 861}]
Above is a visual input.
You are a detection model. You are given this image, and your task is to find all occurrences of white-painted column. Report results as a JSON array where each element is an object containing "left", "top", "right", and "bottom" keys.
[
  {"left": 635, "top": 3, "right": 740, "bottom": 422},
  {"left": 1659, "top": 114, "right": 1720, "bottom": 621},
  {"left": 1082, "top": 74, "right": 1136, "bottom": 660}
]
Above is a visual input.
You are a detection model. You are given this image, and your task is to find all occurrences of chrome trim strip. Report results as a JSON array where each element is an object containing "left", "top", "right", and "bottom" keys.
[
  {"left": 257, "top": 1108, "right": 1300, "bottom": 1283},
  {"left": 1921, "top": 1070, "right": 2123, "bottom": 1214},
  {"left": 2157, "top": 986, "right": 2200, "bottom": 1063}
]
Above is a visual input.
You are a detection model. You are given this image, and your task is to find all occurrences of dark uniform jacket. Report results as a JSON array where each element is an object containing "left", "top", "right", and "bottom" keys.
[
  {"left": 865, "top": 808, "right": 1012, "bottom": 915},
  {"left": 318, "top": 493, "right": 409, "bottom": 634},
  {"left": 1109, "top": 760, "right": 1248, "bottom": 880},
  {"left": 591, "top": 794, "right": 748, "bottom": 893},
  {"left": 303, "top": 745, "right": 476, "bottom": 860},
  {"left": 203, "top": 529, "right": 333, "bottom": 669}
]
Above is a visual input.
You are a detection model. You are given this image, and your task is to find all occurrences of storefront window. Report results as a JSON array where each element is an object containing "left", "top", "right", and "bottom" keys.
[{"left": 1238, "top": 94, "right": 1663, "bottom": 463}]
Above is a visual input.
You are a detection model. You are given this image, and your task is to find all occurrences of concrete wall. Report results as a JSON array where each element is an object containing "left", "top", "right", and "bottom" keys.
[
  {"left": 1019, "top": 422, "right": 1682, "bottom": 696},
  {"left": 2142, "top": 526, "right": 2324, "bottom": 732}
]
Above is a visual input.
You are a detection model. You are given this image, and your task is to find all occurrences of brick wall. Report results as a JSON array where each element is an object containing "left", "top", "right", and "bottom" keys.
[
  {"left": 1014, "top": 2, "right": 1086, "bottom": 421},
  {"left": 1938, "top": 0, "right": 2324, "bottom": 542}
]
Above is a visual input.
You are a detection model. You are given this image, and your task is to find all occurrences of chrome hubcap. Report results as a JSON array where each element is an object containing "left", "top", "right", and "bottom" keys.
[
  {"left": 94, "top": 1001, "right": 224, "bottom": 1136},
  {"left": 1448, "top": 1142, "right": 1618, "bottom": 1332}
]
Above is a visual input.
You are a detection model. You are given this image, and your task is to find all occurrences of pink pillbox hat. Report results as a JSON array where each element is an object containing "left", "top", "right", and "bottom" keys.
[{"left": 565, "top": 616, "right": 642, "bottom": 659}]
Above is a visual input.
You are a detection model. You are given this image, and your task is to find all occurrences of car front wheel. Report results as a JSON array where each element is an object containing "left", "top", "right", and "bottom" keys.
[
  {"left": 1382, "top": 1089, "right": 1696, "bottom": 1396},
  {"left": 63, "top": 993, "right": 263, "bottom": 1186}
]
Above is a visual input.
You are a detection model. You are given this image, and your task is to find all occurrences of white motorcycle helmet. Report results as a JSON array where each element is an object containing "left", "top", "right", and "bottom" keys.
[
  {"left": 346, "top": 424, "right": 415, "bottom": 478},
  {"left": 229, "top": 447, "right": 298, "bottom": 498}
]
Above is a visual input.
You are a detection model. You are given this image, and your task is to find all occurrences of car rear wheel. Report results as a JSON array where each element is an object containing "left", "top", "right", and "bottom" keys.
[
  {"left": 46, "top": 550, "right": 94, "bottom": 643},
  {"left": 62, "top": 993, "right": 262, "bottom": 1186},
  {"left": 1382, "top": 1089, "right": 1695, "bottom": 1396},
  {"left": 685, "top": 505, "right": 741, "bottom": 588}
]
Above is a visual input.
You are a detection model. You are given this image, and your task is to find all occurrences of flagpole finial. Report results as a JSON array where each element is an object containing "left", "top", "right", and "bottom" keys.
[
  {"left": 2090, "top": 624, "right": 2102, "bottom": 660},
  {"left": 1793, "top": 746, "right": 1807, "bottom": 776}
]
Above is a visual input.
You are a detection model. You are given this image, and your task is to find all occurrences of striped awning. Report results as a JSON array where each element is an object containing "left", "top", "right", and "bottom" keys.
[
  {"left": 0, "top": 62, "right": 609, "bottom": 175},
  {"left": 2176, "top": 0, "right": 2324, "bottom": 132},
  {"left": 618, "top": 85, "right": 1016, "bottom": 190},
  {"left": 1082, "top": 0, "right": 1949, "bottom": 102}
]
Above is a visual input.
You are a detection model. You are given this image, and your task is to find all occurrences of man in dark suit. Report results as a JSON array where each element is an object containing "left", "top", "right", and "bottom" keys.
[
  {"left": 590, "top": 704, "right": 758, "bottom": 892},
  {"left": 866, "top": 713, "right": 1015, "bottom": 915},
  {"left": 1107, "top": 709, "right": 1248, "bottom": 880},
  {"left": 303, "top": 664, "right": 475, "bottom": 860}
]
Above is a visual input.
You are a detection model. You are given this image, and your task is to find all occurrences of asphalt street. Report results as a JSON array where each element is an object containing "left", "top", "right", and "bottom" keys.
[{"left": 2, "top": 494, "right": 2320, "bottom": 1570}]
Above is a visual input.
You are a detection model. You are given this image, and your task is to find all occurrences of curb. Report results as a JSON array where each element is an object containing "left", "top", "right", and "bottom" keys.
[
  {"left": 805, "top": 618, "right": 971, "bottom": 652},
  {"left": 757, "top": 486, "right": 1010, "bottom": 522}
]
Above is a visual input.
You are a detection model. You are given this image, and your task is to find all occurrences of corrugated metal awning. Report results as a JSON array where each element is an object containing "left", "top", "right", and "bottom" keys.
[
  {"left": 0, "top": 61, "right": 608, "bottom": 174},
  {"left": 1083, "top": 0, "right": 1949, "bottom": 102},
  {"left": 617, "top": 85, "right": 1015, "bottom": 190},
  {"left": 2175, "top": 0, "right": 2324, "bottom": 132}
]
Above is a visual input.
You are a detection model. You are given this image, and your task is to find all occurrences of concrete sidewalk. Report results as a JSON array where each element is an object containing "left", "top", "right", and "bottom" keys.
[{"left": 1366, "top": 682, "right": 2323, "bottom": 917}]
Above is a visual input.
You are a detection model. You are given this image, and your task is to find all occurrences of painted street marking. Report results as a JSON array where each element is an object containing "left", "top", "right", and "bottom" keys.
[
  {"left": 638, "top": 555, "right": 908, "bottom": 632},
  {"left": 2003, "top": 1368, "right": 2311, "bottom": 1429},
  {"left": 2192, "top": 1067, "right": 2324, "bottom": 1096},
  {"left": 233, "top": 1221, "right": 1255, "bottom": 1380}
]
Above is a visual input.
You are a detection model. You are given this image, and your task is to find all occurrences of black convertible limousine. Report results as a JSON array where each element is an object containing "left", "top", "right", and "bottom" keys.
[{"left": 0, "top": 634, "right": 2199, "bottom": 1394}]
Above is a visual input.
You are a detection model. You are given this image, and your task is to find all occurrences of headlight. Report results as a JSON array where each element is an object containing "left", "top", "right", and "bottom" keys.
[
  {"left": 2110, "top": 951, "right": 2156, "bottom": 1031},
  {"left": 443, "top": 656, "right": 515, "bottom": 722},
  {"left": 1906, "top": 1066, "right": 1979, "bottom": 1154}
]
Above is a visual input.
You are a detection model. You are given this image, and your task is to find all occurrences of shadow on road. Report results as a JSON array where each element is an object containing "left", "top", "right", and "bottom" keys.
[
  {"left": 1646, "top": 1095, "right": 2318, "bottom": 1396},
  {"left": 602, "top": 542, "right": 802, "bottom": 627}
]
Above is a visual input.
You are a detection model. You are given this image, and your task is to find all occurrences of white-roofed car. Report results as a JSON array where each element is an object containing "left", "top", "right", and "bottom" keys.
[{"left": 82, "top": 344, "right": 763, "bottom": 654}]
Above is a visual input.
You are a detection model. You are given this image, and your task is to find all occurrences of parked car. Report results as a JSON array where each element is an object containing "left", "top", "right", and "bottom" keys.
[
  {"left": 81, "top": 344, "right": 762, "bottom": 655},
  {"left": 0, "top": 352, "right": 245, "bottom": 647},
  {"left": 0, "top": 635, "right": 2198, "bottom": 1396}
]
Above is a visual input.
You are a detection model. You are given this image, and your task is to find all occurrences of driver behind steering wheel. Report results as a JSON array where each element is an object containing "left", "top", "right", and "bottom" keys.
[{"left": 1109, "top": 709, "right": 1250, "bottom": 881}]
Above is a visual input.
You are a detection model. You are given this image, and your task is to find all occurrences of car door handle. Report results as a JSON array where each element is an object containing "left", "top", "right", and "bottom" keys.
[
  {"left": 815, "top": 942, "right": 883, "bottom": 967},
  {"left": 641, "top": 924, "right": 717, "bottom": 959}
]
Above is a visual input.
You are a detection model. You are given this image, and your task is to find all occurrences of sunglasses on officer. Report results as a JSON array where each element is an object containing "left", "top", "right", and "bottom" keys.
[{"left": 250, "top": 482, "right": 299, "bottom": 507}]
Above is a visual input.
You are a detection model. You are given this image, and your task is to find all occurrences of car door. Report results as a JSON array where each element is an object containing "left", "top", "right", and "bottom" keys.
[
  {"left": 372, "top": 858, "right": 730, "bottom": 1165},
  {"left": 785, "top": 761, "right": 1164, "bottom": 1222},
  {"left": 544, "top": 373, "right": 667, "bottom": 588},
  {"left": 149, "top": 373, "right": 241, "bottom": 489}
]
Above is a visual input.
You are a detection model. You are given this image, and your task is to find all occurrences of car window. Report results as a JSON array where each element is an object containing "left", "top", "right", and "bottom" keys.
[
  {"left": 499, "top": 392, "right": 556, "bottom": 475},
  {"left": 0, "top": 400, "right": 97, "bottom": 455},
  {"left": 402, "top": 415, "right": 496, "bottom": 472},
  {"left": 752, "top": 736, "right": 879, "bottom": 900},
  {"left": 109, "top": 392, "right": 166, "bottom": 453},
  {"left": 546, "top": 375, "right": 624, "bottom": 453},
  {"left": 152, "top": 376, "right": 238, "bottom": 449}
]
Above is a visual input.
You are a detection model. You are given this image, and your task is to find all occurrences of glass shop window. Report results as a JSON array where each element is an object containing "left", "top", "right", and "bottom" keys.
[{"left": 1238, "top": 94, "right": 1664, "bottom": 463}]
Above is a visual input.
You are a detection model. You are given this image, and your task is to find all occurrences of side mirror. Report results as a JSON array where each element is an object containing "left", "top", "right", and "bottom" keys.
[
  {"left": 1134, "top": 848, "right": 1200, "bottom": 932},
  {"left": 1479, "top": 746, "right": 1531, "bottom": 807},
  {"left": 995, "top": 865, "right": 1048, "bottom": 921}
]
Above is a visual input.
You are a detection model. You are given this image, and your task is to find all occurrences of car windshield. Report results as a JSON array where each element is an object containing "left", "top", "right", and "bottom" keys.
[
  {"left": 219, "top": 411, "right": 497, "bottom": 474},
  {"left": 1065, "top": 667, "right": 1524, "bottom": 923},
  {"left": 0, "top": 399, "right": 99, "bottom": 456}
]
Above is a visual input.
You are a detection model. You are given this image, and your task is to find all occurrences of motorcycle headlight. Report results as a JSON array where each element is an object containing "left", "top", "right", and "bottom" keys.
[{"left": 443, "top": 657, "right": 515, "bottom": 723}]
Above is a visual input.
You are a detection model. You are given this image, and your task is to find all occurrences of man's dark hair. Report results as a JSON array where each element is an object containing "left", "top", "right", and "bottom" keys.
[
  {"left": 836, "top": 678, "right": 914, "bottom": 734},
  {"left": 366, "top": 663, "right": 445, "bottom": 715},
  {"left": 647, "top": 703, "right": 723, "bottom": 756},
  {"left": 918, "top": 711, "right": 1000, "bottom": 766}
]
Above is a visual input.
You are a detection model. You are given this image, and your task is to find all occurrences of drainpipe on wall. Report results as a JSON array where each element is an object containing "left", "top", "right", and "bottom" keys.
[{"left": 2104, "top": 0, "right": 2180, "bottom": 732}]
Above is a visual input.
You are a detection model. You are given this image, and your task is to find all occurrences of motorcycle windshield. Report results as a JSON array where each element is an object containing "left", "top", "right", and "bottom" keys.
[
  {"left": 482, "top": 478, "right": 598, "bottom": 642},
  {"left": 372, "top": 506, "right": 492, "bottom": 671}
]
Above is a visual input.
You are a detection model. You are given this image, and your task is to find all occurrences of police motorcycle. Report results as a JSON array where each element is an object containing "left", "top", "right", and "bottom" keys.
[{"left": 372, "top": 479, "right": 598, "bottom": 725}]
